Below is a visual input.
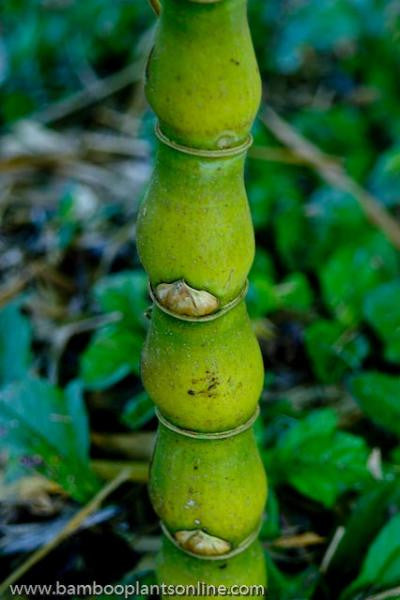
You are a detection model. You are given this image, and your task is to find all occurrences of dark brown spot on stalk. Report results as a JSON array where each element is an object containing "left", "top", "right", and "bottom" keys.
[
  {"left": 230, "top": 58, "right": 240, "bottom": 66},
  {"left": 188, "top": 373, "right": 219, "bottom": 397}
]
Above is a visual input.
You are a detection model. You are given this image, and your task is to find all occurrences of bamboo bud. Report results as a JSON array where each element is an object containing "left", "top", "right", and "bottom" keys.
[
  {"left": 175, "top": 530, "right": 231, "bottom": 557},
  {"left": 156, "top": 281, "right": 219, "bottom": 317}
]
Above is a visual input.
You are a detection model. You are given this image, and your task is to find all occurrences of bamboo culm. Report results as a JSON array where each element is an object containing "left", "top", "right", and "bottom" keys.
[{"left": 138, "top": 0, "right": 267, "bottom": 594}]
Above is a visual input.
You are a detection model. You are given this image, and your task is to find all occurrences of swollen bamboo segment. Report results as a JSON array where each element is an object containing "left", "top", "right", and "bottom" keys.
[
  {"left": 150, "top": 422, "right": 267, "bottom": 553},
  {"left": 136, "top": 143, "right": 255, "bottom": 311},
  {"left": 145, "top": 0, "right": 261, "bottom": 150},
  {"left": 142, "top": 302, "right": 263, "bottom": 433},
  {"left": 140, "top": 0, "right": 266, "bottom": 590}
]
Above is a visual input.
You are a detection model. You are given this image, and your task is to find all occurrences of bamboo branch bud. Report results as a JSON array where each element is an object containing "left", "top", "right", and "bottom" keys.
[
  {"left": 156, "top": 281, "right": 219, "bottom": 317},
  {"left": 175, "top": 530, "right": 231, "bottom": 557}
]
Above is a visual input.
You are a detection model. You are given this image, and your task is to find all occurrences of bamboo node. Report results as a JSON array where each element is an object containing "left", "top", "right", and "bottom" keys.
[
  {"left": 155, "top": 122, "right": 253, "bottom": 158},
  {"left": 155, "top": 405, "right": 260, "bottom": 440},
  {"left": 156, "top": 280, "right": 219, "bottom": 317},
  {"left": 160, "top": 520, "right": 263, "bottom": 561},
  {"left": 175, "top": 530, "right": 231, "bottom": 557},
  {"left": 149, "top": 279, "right": 248, "bottom": 323}
]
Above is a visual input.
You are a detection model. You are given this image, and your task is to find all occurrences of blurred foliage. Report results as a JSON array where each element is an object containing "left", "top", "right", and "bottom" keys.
[
  {"left": 80, "top": 271, "right": 148, "bottom": 389},
  {"left": 1, "top": 0, "right": 400, "bottom": 598},
  {"left": 263, "top": 409, "right": 372, "bottom": 508}
]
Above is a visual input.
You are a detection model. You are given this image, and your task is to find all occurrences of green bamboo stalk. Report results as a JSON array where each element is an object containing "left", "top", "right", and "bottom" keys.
[{"left": 139, "top": 0, "right": 267, "bottom": 593}]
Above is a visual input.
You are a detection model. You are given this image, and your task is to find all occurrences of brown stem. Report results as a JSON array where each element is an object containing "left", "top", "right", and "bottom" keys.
[{"left": 148, "top": 0, "right": 161, "bottom": 15}]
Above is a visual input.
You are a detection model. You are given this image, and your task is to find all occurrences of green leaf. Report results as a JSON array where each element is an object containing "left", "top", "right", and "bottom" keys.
[
  {"left": 65, "top": 380, "right": 91, "bottom": 463},
  {"left": 0, "top": 376, "right": 100, "bottom": 502},
  {"left": 264, "top": 409, "right": 371, "bottom": 507},
  {"left": 305, "top": 320, "right": 369, "bottom": 383},
  {"left": 349, "top": 371, "right": 400, "bottom": 436},
  {"left": 247, "top": 155, "right": 300, "bottom": 231},
  {"left": 81, "top": 270, "right": 148, "bottom": 391},
  {"left": 122, "top": 391, "right": 154, "bottom": 431},
  {"left": 321, "top": 233, "right": 399, "bottom": 325},
  {"left": 265, "top": 553, "right": 319, "bottom": 600},
  {"left": 274, "top": 195, "right": 310, "bottom": 270},
  {"left": 260, "top": 487, "right": 281, "bottom": 540},
  {"left": 306, "top": 187, "right": 369, "bottom": 264},
  {"left": 248, "top": 259, "right": 313, "bottom": 318},
  {"left": 93, "top": 271, "right": 148, "bottom": 330},
  {"left": 364, "top": 281, "right": 400, "bottom": 363},
  {"left": 247, "top": 279, "right": 279, "bottom": 318},
  {"left": 370, "top": 145, "right": 400, "bottom": 207},
  {"left": 250, "top": 248, "right": 276, "bottom": 283},
  {"left": 80, "top": 325, "right": 143, "bottom": 390},
  {"left": 248, "top": 249, "right": 278, "bottom": 318},
  {"left": 329, "top": 481, "right": 400, "bottom": 576},
  {"left": 341, "top": 513, "right": 400, "bottom": 599},
  {"left": 56, "top": 185, "right": 99, "bottom": 249},
  {"left": 0, "top": 301, "right": 32, "bottom": 385},
  {"left": 277, "top": 272, "right": 314, "bottom": 313},
  {"left": 391, "top": 447, "right": 400, "bottom": 464}
]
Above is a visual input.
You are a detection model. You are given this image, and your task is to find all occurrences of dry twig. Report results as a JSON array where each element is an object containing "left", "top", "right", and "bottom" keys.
[
  {"left": 0, "top": 469, "right": 131, "bottom": 594},
  {"left": 34, "top": 62, "right": 144, "bottom": 124},
  {"left": 0, "top": 263, "right": 47, "bottom": 307},
  {"left": 260, "top": 106, "right": 400, "bottom": 250},
  {"left": 271, "top": 532, "right": 325, "bottom": 549},
  {"left": 320, "top": 526, "right": 346, "bottom": 574},
  {"left": 249, "top": 145, "right": 310, "bottom": 165},
  {"left": 91, "top": 431, "right": 156, "bottom": 462},
  {"left": 91, "top": 460, "right": 149, "bottom": 483}
]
